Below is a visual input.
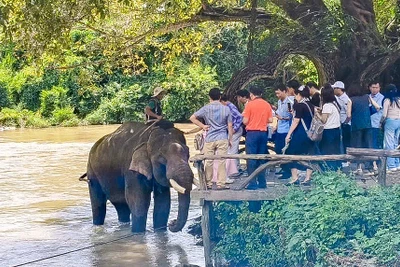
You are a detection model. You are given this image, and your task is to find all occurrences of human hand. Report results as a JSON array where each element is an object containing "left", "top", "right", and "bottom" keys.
[
  {"left": 344, "top": 117, "right": 351, "bottom": 124},
  {"left": 285, "top": 135, "right": 291, "bottom": 144},
  {"left": 203, "top": 125, "right": 210, "bottom": 131},
  {"left": 157, "top": 115, "right": 163, "bottom": 120}
]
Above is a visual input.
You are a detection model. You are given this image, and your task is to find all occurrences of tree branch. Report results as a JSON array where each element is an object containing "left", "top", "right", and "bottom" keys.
[
  {"left": 270, "top": 0, "right": 328, "bottom": 28},
  {"left": 340, "top": 0, "right": 376, "bottom": 26},
  {"left": 360, "top": 48, "right": 400, "bottom": 85}
]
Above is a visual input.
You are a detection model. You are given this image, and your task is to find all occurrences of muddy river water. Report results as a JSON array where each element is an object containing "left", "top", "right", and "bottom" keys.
[{"left": 0, "top": 124, "right": 204, "bottom": 267}]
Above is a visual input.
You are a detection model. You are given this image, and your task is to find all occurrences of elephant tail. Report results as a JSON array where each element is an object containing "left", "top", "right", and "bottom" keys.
[{"left": 79, "top": 173, "right": 89, "bottom": 183}]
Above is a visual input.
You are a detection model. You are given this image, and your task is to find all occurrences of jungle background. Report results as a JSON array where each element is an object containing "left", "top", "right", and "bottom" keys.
[
  {"left": 2, "top": 1, "right": 400, "bottom": 266},
  {"left": 1, "top": 0, "right": 399, "bottom": 128}
]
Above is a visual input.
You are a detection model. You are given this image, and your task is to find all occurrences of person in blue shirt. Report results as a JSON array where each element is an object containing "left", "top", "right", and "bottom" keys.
[
  {"left": 220, "top": 95, "right": 243, "bottom": 176},
  {"left": 274, "top": 84, "right": 293, "bottom": 179},
  {"left": 190, "top": 88, "right": 233, "bottom": 190}
]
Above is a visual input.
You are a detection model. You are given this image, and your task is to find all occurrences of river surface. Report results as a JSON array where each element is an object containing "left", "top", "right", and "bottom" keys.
[{"left": 0, "top": 124, "right": 204, "bottom": 267}]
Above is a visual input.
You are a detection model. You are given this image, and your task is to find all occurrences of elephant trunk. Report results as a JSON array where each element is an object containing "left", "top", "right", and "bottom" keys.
[{"left": 168, "top": 192, "right": 190, "bottom": 232}]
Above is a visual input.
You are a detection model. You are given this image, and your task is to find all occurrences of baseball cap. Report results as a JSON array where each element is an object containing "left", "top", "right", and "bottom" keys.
[{"left": 332, "top": 81, "right": 345, "bottom": 90}]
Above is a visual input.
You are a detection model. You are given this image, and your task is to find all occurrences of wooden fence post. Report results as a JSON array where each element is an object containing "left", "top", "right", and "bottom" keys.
[
  {"left": 378, "top": 157, "right": 387, "bottom": 186},
  {"left": 201, "top": 199, "right": 213, "bottom": 267}
]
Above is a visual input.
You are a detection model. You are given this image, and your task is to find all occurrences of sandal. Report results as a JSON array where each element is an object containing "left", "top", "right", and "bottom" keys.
[{"left": 300, "top": 180, "right": 311, "bottom": 186}]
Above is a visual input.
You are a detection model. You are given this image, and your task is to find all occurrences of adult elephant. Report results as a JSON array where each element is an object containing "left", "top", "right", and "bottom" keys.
[{"left": 84, "top": 120, "right": 197, "bottom": 233}]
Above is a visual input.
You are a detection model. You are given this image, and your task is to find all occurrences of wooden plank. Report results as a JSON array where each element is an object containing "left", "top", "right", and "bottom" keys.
[
  {"left": 347, "top": 147, "right": 400, "bottom": 157},
  {"left": 201, "top": 200, "right": 213, "bottom": 267},
  {"left": 190, "top": 154, "right": 377, "bottom": 162},
  {"left": 192, "top": 187, "right": 289, "bottom": 201},
  {"left": 378, "top": 157, "right": 387, "bottom": 186},
  {"left": 235, "top": 161, "right": 289, "bottom": 190}
]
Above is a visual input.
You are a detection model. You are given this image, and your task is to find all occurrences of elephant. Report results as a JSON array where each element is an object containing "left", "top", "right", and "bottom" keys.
[{"left": 84, "top": 120, "right": 198, "bottom": 233}]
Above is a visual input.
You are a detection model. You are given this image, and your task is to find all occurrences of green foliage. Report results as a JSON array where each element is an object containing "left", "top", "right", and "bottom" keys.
[
  {"left": 162, "top": 64, "right": 218, "bottom": 122},
  {"left": 0, "top": 106, "right": 49, "bottom": 128},
  {"left": 0, "top": 83, "right": 10, "bottom": 108},
  {"left": 51, "top": 106, "right": 77, "bottom": 125},
  {"left": 214, "top": 172, "right": 400, "bottom": 266},
  {"left": 86, "top": 83, "right": 150, "bottom": 124},
  {"left": 39, "top": 86, "right": 70, "bottom": 117}
]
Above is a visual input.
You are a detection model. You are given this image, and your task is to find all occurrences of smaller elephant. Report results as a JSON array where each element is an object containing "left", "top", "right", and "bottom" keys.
[{"left": 84, "top": 120, "right": 198, "bottom": 232}]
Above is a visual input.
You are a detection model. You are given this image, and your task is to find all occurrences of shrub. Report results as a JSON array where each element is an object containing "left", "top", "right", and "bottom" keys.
[
  {"left": 0, "top": 82, "right": 10, "bottom": 108},
  {"left": 85, "top": 83, "right": 149, "bottom": 124},
  {"left": 0, "top": 106, "right": 49, "bottom": 128},
  {"left": 39, "top": 86, "right": 70, "bottom": 117},
  {"left": 214, "top": 172, "right": 400, "bottom": 266},
  {"left": 51, "top": 106, "right": 77, "bottom": 125},
  {"left": 19, "top": 82, "right": 44, "bottom": 111}
]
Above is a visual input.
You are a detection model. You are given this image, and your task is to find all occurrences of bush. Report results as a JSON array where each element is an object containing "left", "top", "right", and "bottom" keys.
[
  {"left": 40, "top": 86, "right": 70, "bottom": 117},
  {"left": 214, "top": 172, "right": 400, "bottom": 266},
  {"left": 0, "top": 82, "right": 10, "bottom": 108},
  {"left": 0, "top": 107, "right": 49, "bottom": 128},
  {"left": 85, "top": 83, "right": 150, "bottom": 124},
  {"left": 51, "top": 106, "right": 78, "bottom": 125}
]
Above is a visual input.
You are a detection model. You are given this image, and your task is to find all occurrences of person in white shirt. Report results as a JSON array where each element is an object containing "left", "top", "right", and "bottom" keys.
[
  {"left": 316, "top": 84, "right": 341, "bottom": 170},
  {"left": 333, "top": 81, "right": 352, "bottom": 154}
]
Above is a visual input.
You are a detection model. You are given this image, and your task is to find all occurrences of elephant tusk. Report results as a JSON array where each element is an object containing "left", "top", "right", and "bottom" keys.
[
  {"left": 169, "top": 179, "right": 186, "bottom": 194},
  {"left": 192, "top": 178, "right": 200, "bottom": 187}
]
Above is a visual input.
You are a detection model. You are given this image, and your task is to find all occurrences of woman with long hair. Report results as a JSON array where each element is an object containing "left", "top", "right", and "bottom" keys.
[
  {"left": 284, "top": 85, "right": 315, "bottom": 185},
  {"left": 381, "top": 84, "right": 400, "bottom": 172},
  {"left": 316, "top": 83, "right": 341, "bottom": 170}
]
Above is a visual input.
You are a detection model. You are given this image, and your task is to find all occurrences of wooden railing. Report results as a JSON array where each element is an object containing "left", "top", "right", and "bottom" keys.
[{"left": 190, "top": 147, "right": 400, "bottom": 267}]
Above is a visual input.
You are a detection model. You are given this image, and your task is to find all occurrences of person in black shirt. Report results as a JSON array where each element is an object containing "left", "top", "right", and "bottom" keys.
[
  {"left": 307, "top": 81, "right": 321, "bottom": 107},
  {"left": 284, "top": 85, "right": 315, "bottom": 186}
]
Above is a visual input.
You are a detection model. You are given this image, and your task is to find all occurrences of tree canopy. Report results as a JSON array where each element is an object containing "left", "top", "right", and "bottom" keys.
[{"left": 1, "top": 0, "right": 400, "bottom": 92}]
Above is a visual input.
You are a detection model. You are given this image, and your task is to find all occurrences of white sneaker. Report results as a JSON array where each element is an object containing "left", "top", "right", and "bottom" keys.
[{"left": 226, "top": 178, "right": 234, "bottom": 184}]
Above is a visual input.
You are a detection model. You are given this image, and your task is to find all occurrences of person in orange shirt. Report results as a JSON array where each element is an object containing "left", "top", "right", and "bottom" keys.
[{"left": 242, "top": 86, "right": 273, "bottom": 189}]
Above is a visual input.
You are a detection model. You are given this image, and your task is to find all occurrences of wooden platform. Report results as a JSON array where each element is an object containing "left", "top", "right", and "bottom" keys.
[{"left": 191, "top": 186, "right": 289, "bottom": 201}]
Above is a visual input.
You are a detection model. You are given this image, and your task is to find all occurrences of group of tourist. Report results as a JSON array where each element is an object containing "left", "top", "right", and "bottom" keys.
[{"left": 145, "top": 80, "right": 400, "bottom": 190}]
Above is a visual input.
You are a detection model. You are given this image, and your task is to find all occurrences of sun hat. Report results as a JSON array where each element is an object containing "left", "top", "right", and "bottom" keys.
[
  {"left": 152, "top": 87, "right": 165, "bottom": 97},
  {"left": 332, "top": 81, "right": 345, "bottom": 90}
]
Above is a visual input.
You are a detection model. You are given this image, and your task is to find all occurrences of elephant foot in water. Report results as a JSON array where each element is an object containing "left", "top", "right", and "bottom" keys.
[
  {"left": 113, "top": 202, "right": 131, "bottom": 223},
  {"left": 131, "top": 214, "right": 148, "bottom": 233}
]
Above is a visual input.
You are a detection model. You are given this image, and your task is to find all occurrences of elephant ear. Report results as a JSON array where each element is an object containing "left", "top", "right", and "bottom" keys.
[{"left": 129, "top": 143, "right": 153, "bottom": 180}]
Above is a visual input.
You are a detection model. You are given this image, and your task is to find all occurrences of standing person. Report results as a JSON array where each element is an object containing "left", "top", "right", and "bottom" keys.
[
  {"left": 333, "top": 81, "right": 352, "bottom": 155},
  {"left": 285, "top": 85, "right": 315, "bottom": 185},
  {"left": 348, "top": 84, "right": 381, "bottom": 174},
  {"left": 287, "top": 80, "right": 300, "bottom": 103},
  {"left": 242, "top": 86, "right": 273, "bottom": 189},
  {"left": 369, "top": 81, "right": 384, "bottom": 149},
  {"left": 381, "top": 84, "right": 400, "bottom": 172},
  {"left": 274, "top": 84, "right": 293, "bottom": 179},
  {"left": 316, "top": 84, "right": 341, "bottom": 170},
  {"left": 307, "top": 81, "right": 321, "bottom": 107},
  {"left": 145, "top": 87, "right": 166, "bottom": 122},
  {"left": 190, "top": 88, "right": 233, "bottom": 190},
  {"left": 220, "top": 95, "right": 243, "bottom": 177},
  {"left": 236, "top": 89, "right": 250, "bottom": 108}
]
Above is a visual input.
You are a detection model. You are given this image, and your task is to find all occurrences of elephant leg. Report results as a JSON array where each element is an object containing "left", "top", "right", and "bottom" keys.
[
  {"left": 153, "top": 182, "right": 171, "bottom": 231},
  {"left": 112, "top": 202, "right": 131, "bottom": 223},
  {"left": 89, "top": 178, "right": 107, "bottom": 225},
  {"left": 125, "top": 173, "right": 152, "bottom": 233}
]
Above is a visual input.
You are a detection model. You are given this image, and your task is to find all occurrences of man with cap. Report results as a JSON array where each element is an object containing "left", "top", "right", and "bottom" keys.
[
  {"left": 333, "top": 81, "right": 352, "bottom": 155},
  {"left": 145, "top": 86, "right": 166, "bottom": 122}
]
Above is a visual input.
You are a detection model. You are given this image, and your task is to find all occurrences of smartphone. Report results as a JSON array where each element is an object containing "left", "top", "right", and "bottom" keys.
[{"left": 287, "top": 103, "right": 292, "bottom": 112}]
